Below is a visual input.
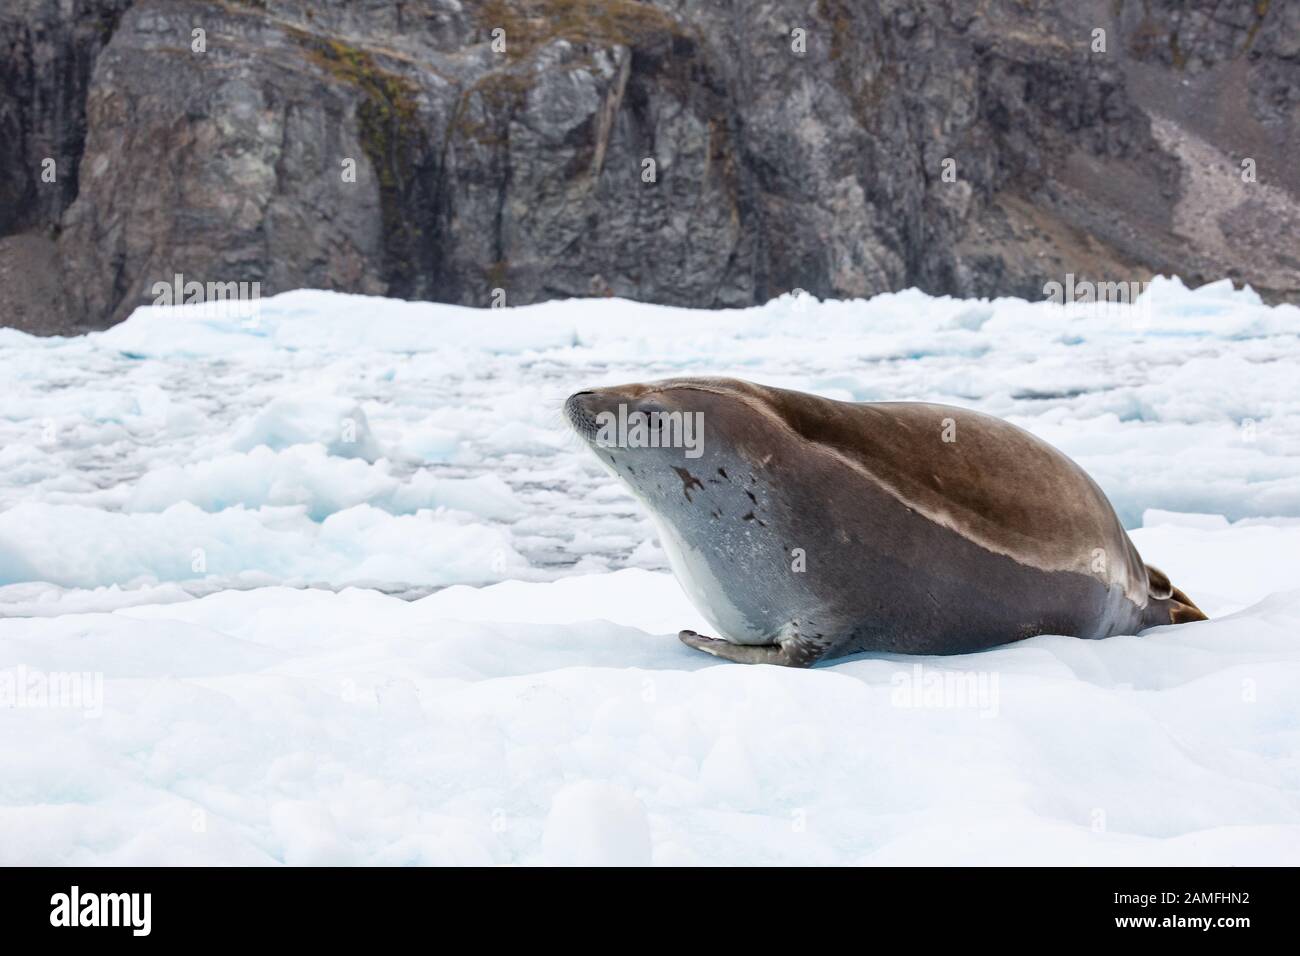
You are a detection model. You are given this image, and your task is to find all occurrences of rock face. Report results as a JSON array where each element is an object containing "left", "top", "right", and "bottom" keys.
[{"left": 1, "top": 0, "right": 1296, "bottom": 332}]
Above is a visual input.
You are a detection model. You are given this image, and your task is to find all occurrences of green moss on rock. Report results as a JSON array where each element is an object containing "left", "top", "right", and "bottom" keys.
[
  {"left": 474, "top": 0, "right": 684, "bottom": 58},
  {"left": 296, "top": 33, "right": 428, "bottom": 293}
]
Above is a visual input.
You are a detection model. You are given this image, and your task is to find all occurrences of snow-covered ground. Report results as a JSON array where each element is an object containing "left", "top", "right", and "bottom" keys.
[{"left": 1, "top": 280, "right": 1298, "bottom": 864}]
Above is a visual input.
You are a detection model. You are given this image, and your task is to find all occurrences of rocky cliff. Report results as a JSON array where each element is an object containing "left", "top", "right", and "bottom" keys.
[{"left": 1, "top": 0, "right": 1296, "bottom": 333}]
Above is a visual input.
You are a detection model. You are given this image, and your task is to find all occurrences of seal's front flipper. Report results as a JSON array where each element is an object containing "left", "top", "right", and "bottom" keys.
[{"left": 678, "top": 630, "right": 814, "bottom": 667}]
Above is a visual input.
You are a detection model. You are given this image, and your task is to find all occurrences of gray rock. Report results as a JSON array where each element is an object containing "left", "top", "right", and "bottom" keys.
[{"left": 1, "top": 0, "right": 1296, "bottom": 332}]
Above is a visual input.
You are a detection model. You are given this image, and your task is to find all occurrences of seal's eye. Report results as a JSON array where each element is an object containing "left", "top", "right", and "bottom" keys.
[{"left": 635, "top": 403, "right": 674, "bottom": 438}]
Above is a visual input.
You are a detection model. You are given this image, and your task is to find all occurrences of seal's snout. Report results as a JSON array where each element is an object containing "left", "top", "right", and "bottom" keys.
[{"left": 564, "top": 390, "right": 600, "bottom": 440}]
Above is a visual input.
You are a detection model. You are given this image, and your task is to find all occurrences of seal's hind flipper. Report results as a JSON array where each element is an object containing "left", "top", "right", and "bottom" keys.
[
  {"left": 1142, "top": 564, "right": 1209, "bottom": 627},
  {"left": 678, "top": 630, "right": 814, "bottom": 667},
  {"left": 1166, "top": 592, "right": 1209, "bottom": 624}
]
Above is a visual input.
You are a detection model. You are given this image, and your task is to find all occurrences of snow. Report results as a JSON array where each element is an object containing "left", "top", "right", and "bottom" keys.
[
  {"left": 0, "top": 501, "right": 526, "bottom": 592},
  {"left": 229, "top": 394, "right": 389, "bottom": 463},
  {"left": 1, "top": 279, "right": 1298, "bottom": 865},
  {"left": 541, "top": 781, "right": 653, "bottom": 866}
]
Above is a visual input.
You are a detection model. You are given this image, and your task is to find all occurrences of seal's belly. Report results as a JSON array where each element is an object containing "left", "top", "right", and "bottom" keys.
[{"left": 654, "top": 518, "right": 771, "bottom": 645}]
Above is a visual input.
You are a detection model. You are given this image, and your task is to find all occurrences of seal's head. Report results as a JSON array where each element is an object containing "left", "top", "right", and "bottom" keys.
[
  {"left": 564, "top": 376, "right": 866, "bottom": 503},
  {"left": 563, "top": 377, "right": 783, "bottom": 509}
]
